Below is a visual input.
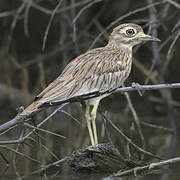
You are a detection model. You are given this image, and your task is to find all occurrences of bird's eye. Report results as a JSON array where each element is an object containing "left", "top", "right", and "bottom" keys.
[{"left": 126, "top": 29, "right": 135, "bottom": 36}]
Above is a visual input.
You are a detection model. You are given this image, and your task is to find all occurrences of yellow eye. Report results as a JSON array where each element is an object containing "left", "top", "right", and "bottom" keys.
[{"left": 126, "top": 29, "right": 135, "bottom": 36}]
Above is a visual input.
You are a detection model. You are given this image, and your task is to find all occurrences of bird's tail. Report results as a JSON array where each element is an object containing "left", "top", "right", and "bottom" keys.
[{"left": 20, "top": 101, "right": 42, "bottom": 116}]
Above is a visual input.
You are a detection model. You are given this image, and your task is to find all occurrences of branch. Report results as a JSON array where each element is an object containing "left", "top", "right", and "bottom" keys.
[
  {"left": 0, "top": 115, "right": 25, "bottom": 134},
  {"left": 165, "top": 0, "right": 180, "bottom": 9},
  {"left": 0, "top": 82, "right": 180, "bottom": 133},
  {"left": 115, "top": 82, "right": 180, "bottom": 93},
  {"left": 110, "top": 157, "right": 180, "bottom": 177},
  {"left": 42, "top": 0, "right": 63, "bottom": 51},
  {"left": 23, "top": 157, "right": 68, "bottom": 177}
]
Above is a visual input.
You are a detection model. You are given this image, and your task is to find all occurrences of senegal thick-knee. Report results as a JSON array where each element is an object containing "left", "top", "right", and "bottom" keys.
[{"left": 21, "top": 23, "right": 160, "bottom": 145}]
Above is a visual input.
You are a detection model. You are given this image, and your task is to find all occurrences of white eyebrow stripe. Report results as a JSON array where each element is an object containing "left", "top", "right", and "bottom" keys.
[{"left": 120, "top": 27, "right": 137, "bottom": 34}]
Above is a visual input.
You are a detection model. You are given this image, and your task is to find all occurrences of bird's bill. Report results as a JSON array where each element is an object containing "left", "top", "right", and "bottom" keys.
[{"left": 139, "top": 33, "right": 161, "bottom": 42}]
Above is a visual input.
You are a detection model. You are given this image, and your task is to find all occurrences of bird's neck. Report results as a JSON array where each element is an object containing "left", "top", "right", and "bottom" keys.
[
  {"left": 106, "top": 39, "right": 133, "bottom": 52},
  {"left": 105, "top": 39, "right": 133, "bottom": 67}
]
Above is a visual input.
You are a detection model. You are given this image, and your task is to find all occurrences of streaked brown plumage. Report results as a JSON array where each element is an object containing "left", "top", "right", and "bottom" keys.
[{"left": 20, "top": 23, "right": 160, "bottom": 145}]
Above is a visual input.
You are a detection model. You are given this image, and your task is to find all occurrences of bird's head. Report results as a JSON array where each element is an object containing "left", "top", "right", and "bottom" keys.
[{"left": 109, "top": 23, "right": 160, "bottom": 49}]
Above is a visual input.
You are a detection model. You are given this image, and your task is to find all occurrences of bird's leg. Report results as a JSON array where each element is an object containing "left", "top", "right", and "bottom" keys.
[
  {"left": 85, "top": 103, "right": 95, "bottom": 145},
  {"left": 91, "top": 101, "right": 99, "bottom": 145}
]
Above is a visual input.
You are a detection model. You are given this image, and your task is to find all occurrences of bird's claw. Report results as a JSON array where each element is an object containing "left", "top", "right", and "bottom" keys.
[{"left": 131, "top": 82, "right": 142, "bottom": 96}]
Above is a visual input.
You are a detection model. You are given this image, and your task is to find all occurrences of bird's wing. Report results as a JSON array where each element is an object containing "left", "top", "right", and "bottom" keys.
[{"left": 35, "top": 47, "right": 130, "bottom": 105}]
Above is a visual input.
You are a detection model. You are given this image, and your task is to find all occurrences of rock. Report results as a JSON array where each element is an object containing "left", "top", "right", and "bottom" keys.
[{"left": 68, "top": 143, "right": 136, "bottom": 173}]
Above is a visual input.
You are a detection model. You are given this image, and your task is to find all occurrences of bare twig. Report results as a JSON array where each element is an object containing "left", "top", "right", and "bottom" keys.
[
  {"left": 72, "top": 0, "right": 104, "bottom": 43},
  {"left": 0, "top": 152, "right": 9, "bottom": 176},
  {"left": 100, "top": 110, "right": 161, "bottom": 159},
  {"left": 22, "top": 157, "right": 68, "bottom": 177},
  {"left": 60, "top": 110, "right": 80, "bottom": 124},
  {"left": 141, "top": 121, "right": 174, "bottom": 133},
  {"left": 23, "top": 122, "right": 66, "bottom": 139},
  {"left": 172, "top": 20, "right": 180, "bottom": 32},
  {"left": 42, "top": 0, "right": 63, "bottom": 51},
  {"left": 111, "top": 157, "right": 180, "bottom": 177},
  {"left": 167, "top": 30, "right": 180, "bottom": 58},
  {"left": 0, "top": 9, "right": 17, "bottom": 18},
  {"left": 8, "top": 0, "right": 28, "bottom": 51},
  {"left": 0, "top": 145, "right": 41, "bottom": 164},
  {"left": 165, "top": 0, "right": 180, "bottom": 9},
  {"left": 24, "top": 0, "right": 32, "bottom": 37},
  {"left": 12, "top": 129, "right": 25, "bottom": 178},
  {"left": 124, "top": 90, "right": 146, "bottom": 160},
  {"left": 28, "top": 137, "right": 59, "bottom": 160}
]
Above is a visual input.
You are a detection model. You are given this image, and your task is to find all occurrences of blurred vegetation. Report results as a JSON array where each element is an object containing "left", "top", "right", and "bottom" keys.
[{"left": 0, "top": 0, "right": 180, "bottom": 178}]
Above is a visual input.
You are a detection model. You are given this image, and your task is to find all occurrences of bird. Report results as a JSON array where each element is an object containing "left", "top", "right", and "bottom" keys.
[{"left": 20, "top": 23, "right": 160, "bottom": 146}]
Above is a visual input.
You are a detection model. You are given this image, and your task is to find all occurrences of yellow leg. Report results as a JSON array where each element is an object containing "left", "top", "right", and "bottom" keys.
[
  {"left": 91, "top": 101, "right": 100, "bottom": 145},
  {"left": 85, "top": 103, "right": 95, "bottom": 145}
]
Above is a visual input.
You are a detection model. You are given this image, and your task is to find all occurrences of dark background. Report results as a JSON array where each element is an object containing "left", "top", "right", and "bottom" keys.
[{"left": 0, "top": 0, "right": 180, "bottom": 179}]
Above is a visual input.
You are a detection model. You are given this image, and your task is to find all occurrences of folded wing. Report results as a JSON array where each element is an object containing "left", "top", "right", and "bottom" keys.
[{"left": 35, "top": 47, "right": 129, "bottom": 107}]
